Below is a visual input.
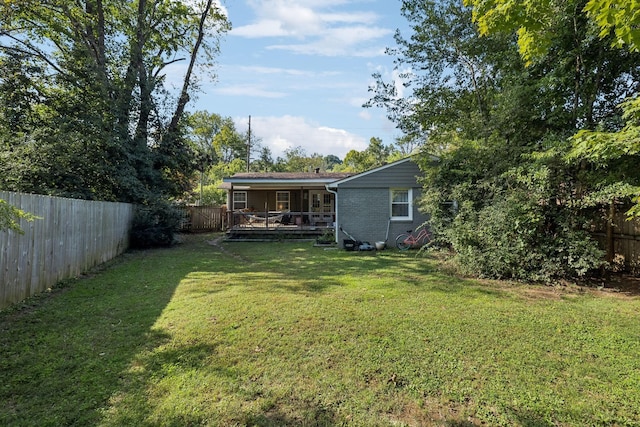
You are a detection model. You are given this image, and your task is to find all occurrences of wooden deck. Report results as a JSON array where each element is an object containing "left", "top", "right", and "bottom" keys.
[
  {"left": 225, "top": 211, "right": 335, "bottom": 241},
  {"left": 225, "top": 223, "right": 334, "bottom": 241}
]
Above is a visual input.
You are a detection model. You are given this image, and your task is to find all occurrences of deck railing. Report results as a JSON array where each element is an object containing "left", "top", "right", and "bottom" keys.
[{"left": 227, "top": 210, "right": 335, "bottom": 230}]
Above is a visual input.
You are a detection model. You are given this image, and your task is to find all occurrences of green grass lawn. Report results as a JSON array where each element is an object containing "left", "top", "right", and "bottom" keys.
[{"left": 2, "top": 234, "right": 640, "bottom": 426}]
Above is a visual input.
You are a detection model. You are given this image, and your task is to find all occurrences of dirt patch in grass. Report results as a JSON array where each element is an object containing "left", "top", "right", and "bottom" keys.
[
  {"left": 517, "top": 285, "right": 579, "bottom": 301},
  {"left": 206, "top": 234, "right": 250, "bottom": 262},
  {"left": 596, "top": 274, "right": 640, "bottom": 296},
  {"left": 392, "top": 399, "right": 484, "bottom": 426},
  {"left": 497, "top": 275, "right": 640, "bottom": 301},
  {"left": 566, "top": 273, "right": 640, "bottom": 298}
]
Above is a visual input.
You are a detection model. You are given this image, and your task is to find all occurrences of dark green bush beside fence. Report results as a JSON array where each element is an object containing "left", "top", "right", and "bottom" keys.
[{"left": 130, "top": 200, "right": 184, "bottom": 248}]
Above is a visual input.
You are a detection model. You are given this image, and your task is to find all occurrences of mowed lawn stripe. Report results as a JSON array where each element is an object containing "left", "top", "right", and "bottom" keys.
[{"left": 1, "top": 235, "right": 639, "bottom": 426}]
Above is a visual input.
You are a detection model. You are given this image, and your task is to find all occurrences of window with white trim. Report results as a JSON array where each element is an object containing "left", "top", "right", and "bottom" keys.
[
  {"left": 276, "top": 191, "right": 290, "bottom": 211},
  {"left": 390, "top": 188, "right": 412, "bottom": 220},
  {"left": 233, "top": 191, "right": 247, "bottom": 210}
]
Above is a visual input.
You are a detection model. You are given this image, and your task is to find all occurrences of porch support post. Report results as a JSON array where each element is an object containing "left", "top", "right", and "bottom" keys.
[
  {"left": 326, "top": 184, "right": 339, "bottom": 243},
  {"left": 229, "top": 184, "right": 234, "bottom": 228}
]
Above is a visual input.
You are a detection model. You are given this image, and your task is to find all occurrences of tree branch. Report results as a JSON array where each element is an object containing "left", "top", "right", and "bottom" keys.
[
  {"left": 0, "top": 35, "right": 66, "bottom": 76},
  {"left": 167, "top": 0, "right": 214, "bottom": 133}
]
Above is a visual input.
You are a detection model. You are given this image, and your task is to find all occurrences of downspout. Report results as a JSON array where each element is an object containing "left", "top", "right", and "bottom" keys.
[
  {"left": 325, "top": 184, "right": 339, "bottom": 243},
  {"left": 228, "top": 184, "right": 233, "bottom": 229}
]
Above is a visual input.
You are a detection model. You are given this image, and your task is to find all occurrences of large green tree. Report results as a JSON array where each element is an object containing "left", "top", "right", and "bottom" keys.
[
  {"left": 465, "top": 0, "right": 640, "bottom": 218},
  {"left": 340, "top": 137, "right": 396, "bottom": 172},
  {"left": 273, "top": 147, "right": 325, "bottom": 173},
  {"left": 0, "top": 0, "right": 229, "bottom": 203},
  {"left": 372, "top": 0, "right": 640, "bottom": 280},
  {"left": 183, "top": 111, "right": 253, "bottom": 205},
  {"left": 464, "top": 0, "right": 640, "bottom": 273},
  {"left": 465, "top": 0, "right": 640, "bottom": 62}
]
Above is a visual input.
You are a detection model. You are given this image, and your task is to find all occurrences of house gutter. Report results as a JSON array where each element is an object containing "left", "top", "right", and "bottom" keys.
[{"left": 325, "top": 184, "right": 339, "bottom": 244}]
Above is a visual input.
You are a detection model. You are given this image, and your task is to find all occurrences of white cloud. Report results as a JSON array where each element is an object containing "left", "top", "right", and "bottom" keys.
[
  {"left": 234, "top": 115, "right": 368, "bottom": 159},
  {"left": 267, "top": 26, "right": 391, "bottom": 57},
  {"left": 215, "top": 84, "right": 287, "bottom": 98},
  {"left": 232, "top": 19, "right": 289, "bottom": 37},
  {"left": 232, "top": 2, "right": 323, "bottom": 37},
  {"left": 231, "top": 0, "right": 391, "bottom": 57},
  {"left": 358, "top": 110, "right": 372, "bottom": 120},
  {"left": 238, "top": 65, "right": 340, "bottom": 78},
  {"left": 290, "top": 0, "right": 352, "bottom": 7},
  {"left": 319, "top": 11, "right": 379, "bottom": 25}
]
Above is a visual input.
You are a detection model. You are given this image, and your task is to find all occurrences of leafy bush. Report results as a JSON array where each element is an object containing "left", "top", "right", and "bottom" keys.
[
  {"left": 447, "top": 196, "right": 604, "bottom": 281},
  {"left": 130, "top": 200, "right": 183, "bottom": 248},
  {"left": 316, "top": 230, "right": 336, "bottom": 244},
  {"left": 420, "top": 141, "right": 606, "bottom": 282},
  {"left": 193, "top": 183, "right": 226, "bottom": 206}
]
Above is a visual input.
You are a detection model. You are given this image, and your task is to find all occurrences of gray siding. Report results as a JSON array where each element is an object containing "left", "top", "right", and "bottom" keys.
[
  {"left": 337, "top": 187, "right": 429, "bottom": 246},
  {"left": 335, "top": 159, "right": 422, "bottom": 189},
  {"left": 335, "top": 158, "right": 430, "bottom": 245}
]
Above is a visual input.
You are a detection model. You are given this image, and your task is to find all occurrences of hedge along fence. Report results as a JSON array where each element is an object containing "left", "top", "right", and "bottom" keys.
[{"left": 0, "top": 191, "right": 133, "bottom": 309}]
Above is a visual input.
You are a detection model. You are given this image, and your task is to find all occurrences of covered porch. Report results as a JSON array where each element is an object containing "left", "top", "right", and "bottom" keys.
[{"left": 221, "top": 171, "right": 353, "bottom": 240}]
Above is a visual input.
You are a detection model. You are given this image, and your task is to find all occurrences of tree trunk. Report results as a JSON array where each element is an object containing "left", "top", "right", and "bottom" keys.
[
  {"left": 84, "top": 0, "right": 106, "bottom": 73},
  {"left": 167, "top": 0, "right": 214, "bottom": 134},
  {"left": 133, "top": 0, "right": 151, "bottom": 144}
]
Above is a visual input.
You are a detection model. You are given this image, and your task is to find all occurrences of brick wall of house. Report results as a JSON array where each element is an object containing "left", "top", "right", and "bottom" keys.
[{"left": 338, "top": 187, "right": 429, "bottom": 246}]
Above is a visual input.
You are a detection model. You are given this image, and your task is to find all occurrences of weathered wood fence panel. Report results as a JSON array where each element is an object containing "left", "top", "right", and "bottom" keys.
[
  {"left": 179, "top": 206, "right": 225, "bottom": 232},
  {"left": 593, "top": 212, "right": 640, "bottom": 273},
  {"left": 0, "top": 191, "right": 133, "bottom": 309},
  {"left": 610, "top": 213, "right": 640, "bottom": 273}
]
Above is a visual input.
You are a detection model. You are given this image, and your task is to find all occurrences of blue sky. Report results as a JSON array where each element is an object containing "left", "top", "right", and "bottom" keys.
[{"left": 187, "top": 0, "right": 410, "bottom": 160}]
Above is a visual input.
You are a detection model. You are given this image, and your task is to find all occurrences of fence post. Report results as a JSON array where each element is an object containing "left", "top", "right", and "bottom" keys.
[{"left": 606, "top": 202, "right": 615, "bottom": 264}]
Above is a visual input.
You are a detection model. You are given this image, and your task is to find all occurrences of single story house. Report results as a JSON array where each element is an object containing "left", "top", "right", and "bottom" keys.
[{"left": 221, "top": 157, "right": 431, "bottom": 244}]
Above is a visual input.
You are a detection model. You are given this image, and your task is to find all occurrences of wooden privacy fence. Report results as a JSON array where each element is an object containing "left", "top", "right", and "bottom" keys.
[
  {"left": 0, "top": 191, "right": 133, "bottom": 309},
  {"left": 179, "top": 206, "right": 225, "bottom": 232},
  {"left": 593, "top": 212, "right": 640, "bottom": 274}
]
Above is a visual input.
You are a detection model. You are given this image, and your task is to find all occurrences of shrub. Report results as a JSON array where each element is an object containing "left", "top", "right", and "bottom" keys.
[
  {"left": 130, "top": 200, "right": 183, "bottom": 248},
  {"left": 198, "top": 183, "right": 227, "bottom": 206},
  {"left": 447, "top": 196, "right": 604, "bottom": 281},
  {"left": 421, "top": 149, "right": 606, "bottom": 282},
  {"left": 316, "top": 230, "right": 336, "bottom": 244}
]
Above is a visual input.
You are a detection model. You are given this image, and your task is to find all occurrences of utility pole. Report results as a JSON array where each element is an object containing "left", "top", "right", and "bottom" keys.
[{"left": 246, "top": 115, "right": 251, "bottom": 172}]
